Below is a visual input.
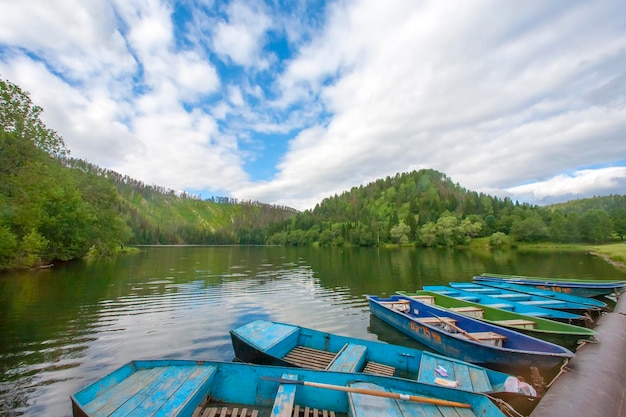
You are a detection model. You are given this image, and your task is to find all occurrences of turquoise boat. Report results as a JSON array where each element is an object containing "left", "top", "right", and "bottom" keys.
[
  {"left": 477, "top": 273, "right": 626, "bottom": 298},
  {"left": 70, "top": 360, "right": 507, "bottom": 417},
  {"left": 367, "top": 295, "right": 574, "bottom": 371},
  {"left": 423, "top": 285, "right": 586, "bottom": 324},
  {"left": 230, "top": 319, "right": 516, "bottom": 393},
  {"left": 448, "top": 282, "right": 597, "bottom": 314},
  {"left": 471, "top": 277, "right": 608, "bottom": 310},
  {"left": 397, "top": 290, "right": 596, "bottom": 349}
]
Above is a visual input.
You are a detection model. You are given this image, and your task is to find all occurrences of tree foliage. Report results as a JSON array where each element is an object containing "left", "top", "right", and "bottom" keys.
[
  {"left": 0, "top": 78, "right": 69, "bottom": 158},
  {"left": 266, "top": 171, "right": 626, "bottom": 247}
]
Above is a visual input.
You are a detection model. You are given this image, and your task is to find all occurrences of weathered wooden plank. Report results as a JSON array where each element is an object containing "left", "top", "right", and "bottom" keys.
[
  {"left": 417, "top": 352, "right": 437, "bottom": 384},
  {"left": 235, "top": 321, "right": 299, "bottom": 351},
  {"left": 467, "top": 367, "right": 490, "bottom": 393},
  {"left": 450, "top": 362, "right": 470, "bottom": 388},
  {"left": 270, "top": 374, "right": 297, "bottom": 417},
  {"left": 108, "top": 366, "right": 196, "bottom": 417},
  {"left": 416, "top": 317, "right": 457, "bottom": 326},
  {"left": 85, "top": 368, "right": 165, "bottom": 416},
  {"left": 326, "top": 343, "right": 367, "bottom": 373},
  {"left": 155, "top": 365, "right": 217, "bottom": 416},
  {"left": 284, "top": 346, "right": 335, "bottom": 369},
  {"left": 363, "top": 361, "right": 395, "bottom": 377},
  {"left": 347, "top": 382, "right": 404, "bottom": 417},
  {"left": 396, "top": 399, "right": 440, "bottom": 417},
  {"left": 202, "top": 408, "right": 217, "bottom": 417},
  {"left": 493, "top": 319, "right": 536, "bottom": 329}
]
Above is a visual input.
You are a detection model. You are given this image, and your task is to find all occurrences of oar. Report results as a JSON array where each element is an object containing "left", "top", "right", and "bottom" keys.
[
  {"left": 429, "top": 312, "right": 483, "bottom": 344},
  {"left": 260, "top": 376, "right": 471, "bottom": 408}
]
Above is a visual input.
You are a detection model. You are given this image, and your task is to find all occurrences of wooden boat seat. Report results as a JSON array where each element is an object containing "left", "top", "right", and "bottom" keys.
[
  {"left": 460, "top": 288, "right": 498, "bottom": 294},
  {"left": 484, "top": 303, "right": 514, "bottom": 310},
  {"left": 327, "top": 343, "right": 367, "bottom": 373},
  {"left": 459, "top": 331, "right": 507, "bottom": 347},
  {"left": 380, "top": 299, "right": 411, "bottom": 312},
  {"left": 493, "top": 319, "right": 537, "bottom": 329},
  {"left": 416, "top": 317, "right": 457, "bottom": 326},
  {"left": 457, "top": 296, "right": 479, "bottom": 302},
  {"left": 449, "top": 306, "right": 484, "bottom": 318},
  {"left": 284, "top": 346, "right": 335, "bottom": 370},
  {"left": 520, "top": 300, "right": 562, "bottom": 306},
  {"left": 292, "top": 405, "right": 336, "bottom": 416},
  {"left": 194, "top": 405, "right": 259, "bottom": 417},
  {"left": 82, "top": 364, "right": 218, "bottom": 416},
  {"left": 270, "top": 374, "right": 298, "bottom": 417},
  {"left": 418, "top": 352, "right": 493, "bottom": 392},
  {"left": 206, "top": 401, "right": 346, "bottom": 417},
  {"left": 490, "top": 294, "right": 529, "bottom": 300},
  {"left": 363, "top": 361, "right": 395, "bottom": 377},
  {"left": 407, "top": 295, "right": 435, "bottom": 305}
]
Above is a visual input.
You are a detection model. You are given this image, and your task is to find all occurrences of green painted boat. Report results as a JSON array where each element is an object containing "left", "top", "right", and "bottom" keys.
[{"left": 397, "top": 290, "right": 596, "bottom": 349}]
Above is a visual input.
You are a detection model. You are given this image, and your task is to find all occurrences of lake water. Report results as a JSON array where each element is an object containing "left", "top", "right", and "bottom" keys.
[{"left": 1, "top": 245, "right": 624, "bottom": 416}]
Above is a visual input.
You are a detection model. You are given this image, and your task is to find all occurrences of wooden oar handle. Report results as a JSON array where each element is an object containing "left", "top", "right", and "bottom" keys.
[{"left": 302, "top": 381, "right": 471, "bottom": 408}]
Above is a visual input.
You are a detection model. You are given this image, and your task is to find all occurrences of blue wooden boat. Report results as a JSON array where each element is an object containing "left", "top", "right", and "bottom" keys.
[
  {"left": 71, "top": 360, "right": 508, "bottom": 417},
  {"left": 471, "top": 277, "right": 609, "bottom": 310},
  {"left": 477, "top": 273, "right": 626, "bottom": 298},
  {"left": 231, "top": 319, "right": 517, "bottom": 394},
  {"left": 397, "top": 290, "right": 596, "bottom": 349},
  {"left": 367, "top": 295, "right": 574, "bottom": 371},
  {"left": 423, "top": 285, "right": 586, "bottom": 324},
  {"left": 448, "top": 282, "right": 597, "bottom": 314}
]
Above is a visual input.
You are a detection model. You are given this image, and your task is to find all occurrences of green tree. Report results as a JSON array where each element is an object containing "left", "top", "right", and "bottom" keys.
[
  {"left": 564, "top": 212, "right": 581, "bottom": 242},
  {"left": 549, "top": 210, "right": 567, "bottom": 243},
  {"left": 0, "top": 219, "right": 17, "bottom": 269},
  {"left": 580, "top": 209, "right": 613, "bottom": 244},
  {"left": 0, "top": 78, "right": 69, "bottom": 158},
  {"left": 489, "top": 232, "right": 508, "bottom": 247},
  {"left": 418, "top": 222, "right": 437, "bottom": 246},
  {"left": 390, "top": 221, "right": 411, "bottom": 244},
  {"left": 610, "top": 208, "right": 626, "bottom": 240},
  {"left": 16, "top": 228, "right": 48, "bottom": 268},
  {"left": 511, "top": 216, "right": 549, "bottom": 242}
]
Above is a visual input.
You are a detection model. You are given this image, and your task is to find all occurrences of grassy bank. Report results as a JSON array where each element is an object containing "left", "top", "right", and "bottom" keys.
[
  {"left": 588, "top": 243, "right": 626, "bottom": 269},
  {"left": 467, "top": 237, "right": 626, "bottom": 271}
]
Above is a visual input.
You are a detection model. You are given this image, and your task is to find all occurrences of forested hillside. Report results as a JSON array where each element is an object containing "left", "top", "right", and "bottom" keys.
[
  {"left": 62, "top": 158, "right": 297, "bottom": 246},
  {"left": 266, "top": 170, "right": 626, "bottom": 247},
  {"left": 0, "top": 78, "right": 295, "bottom": 270}
]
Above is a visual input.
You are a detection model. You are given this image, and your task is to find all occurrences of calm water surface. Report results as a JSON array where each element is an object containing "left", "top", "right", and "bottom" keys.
[{"left": 1, "top": 246, "right": 624, "bottom": 416}]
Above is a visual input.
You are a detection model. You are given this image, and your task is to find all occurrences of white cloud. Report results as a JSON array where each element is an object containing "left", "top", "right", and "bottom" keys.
[
  {"left": 211, "top": 1, "right": 272, "bottom": 68},
  {"left": 255, "top": 0, "right": 626, "bottom": 209},
  {"left": 1, "top": 0, "right": 625, "bottom": 211},
  {"left": 507, "top": 167, "right": 626, "bottom": 204}
]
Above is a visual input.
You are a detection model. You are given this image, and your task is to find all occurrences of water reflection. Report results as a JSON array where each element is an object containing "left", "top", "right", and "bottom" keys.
[{"left": 0, "top": 246, "right": 623, "bottom": 416}]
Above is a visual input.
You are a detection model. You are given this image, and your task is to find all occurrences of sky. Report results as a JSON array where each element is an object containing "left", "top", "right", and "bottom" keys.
[{"left": 1, "top": 0, "right": 625, "bottom": 211}]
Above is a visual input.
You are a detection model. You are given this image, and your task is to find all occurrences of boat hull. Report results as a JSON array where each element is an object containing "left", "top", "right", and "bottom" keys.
[
  {"left": 448, "top": 282, "right": 596, "bottom": 314},
  {"left": 478, "top": 273, "right": 626, "bottom": 298},
  {"left": 471, "top": 278, "right": 608, "bottom": 310},
  {"left": 71, "top": 360, "right": 507, "bottom": 417},
  {"left": 423, "top": 285, "right": 586, "bottom": 325},
  {"left": 368, "top": 295, "right": 573, "bottom": 372},
  {"left": 230, "top": 319, "right": 514, "bottom": 393},
  {"left": 397, "top": 290, "right": 595, "bottom": 349}
]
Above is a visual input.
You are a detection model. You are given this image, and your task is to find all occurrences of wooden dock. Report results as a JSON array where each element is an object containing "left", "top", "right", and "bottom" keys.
[{"left": 529, "top": 295, "right": 626, "bottom": 417}]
